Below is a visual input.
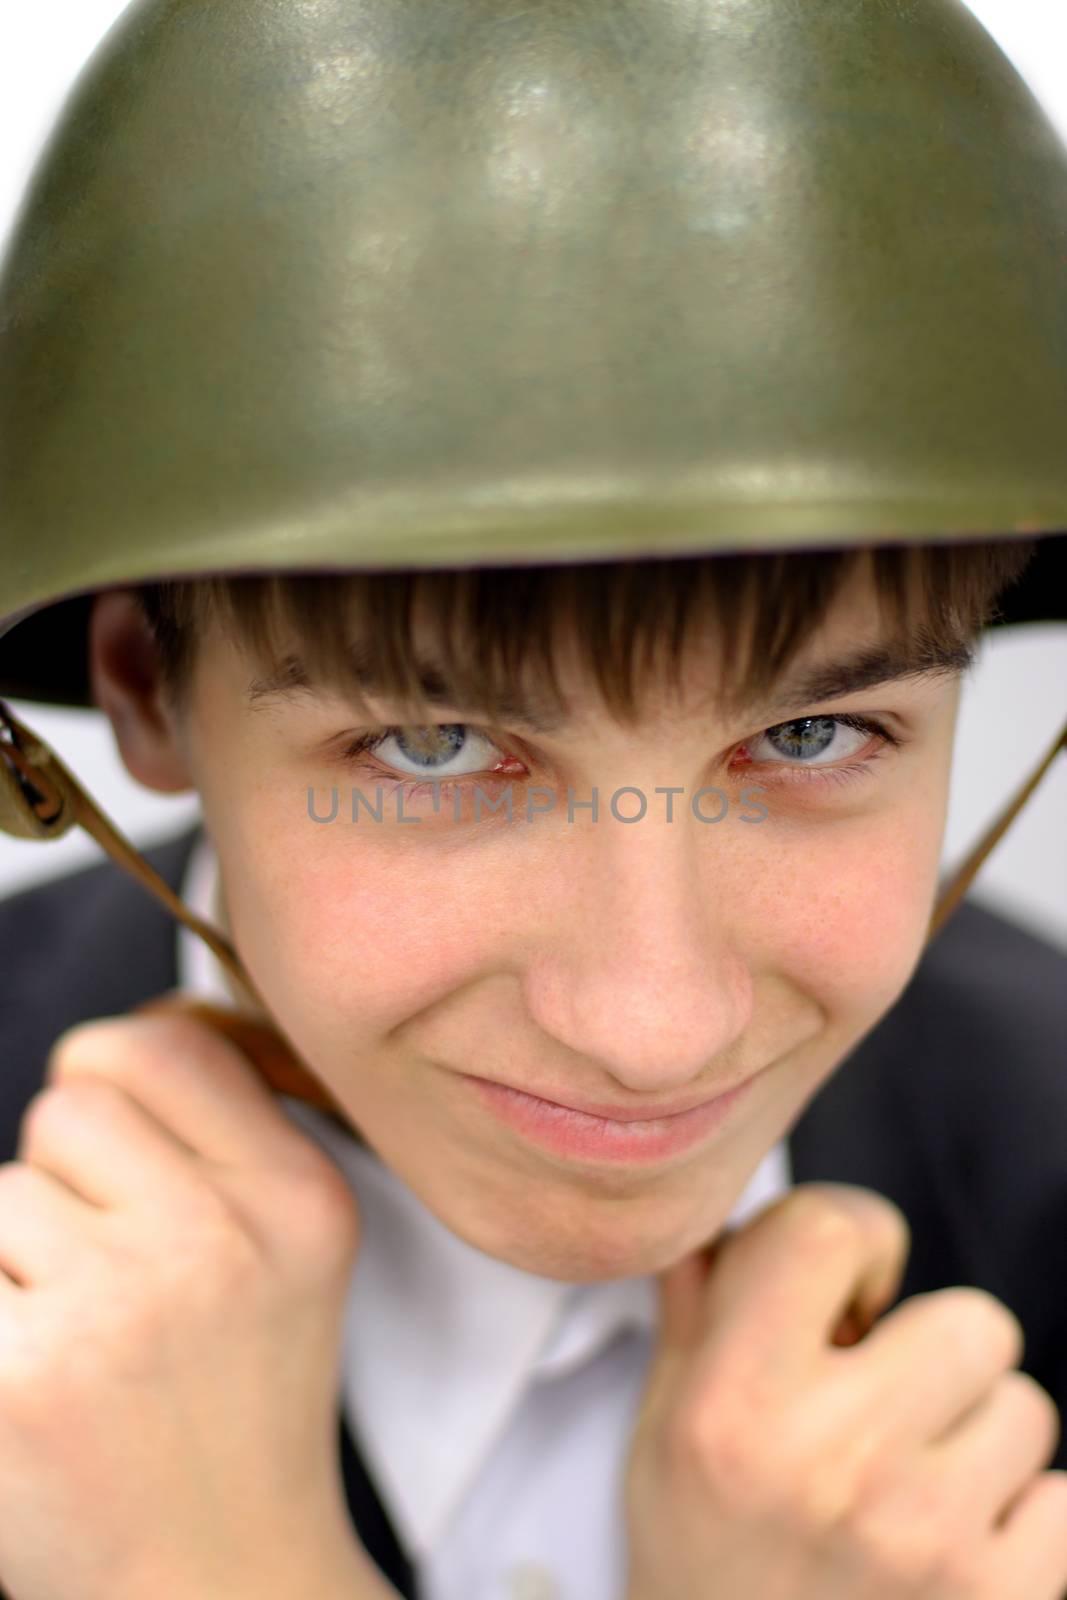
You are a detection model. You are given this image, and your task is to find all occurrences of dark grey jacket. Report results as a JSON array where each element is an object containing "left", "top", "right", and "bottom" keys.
[{"left": 1, "top": 823, "right": 1065, "bottom": 1598}]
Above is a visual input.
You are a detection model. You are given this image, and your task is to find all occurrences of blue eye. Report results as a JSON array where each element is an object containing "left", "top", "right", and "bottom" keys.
[
  {"left": 340, "top": 723, "right": 506, "bottom": 779},
  {"left": 750, "top": 714, "right": 897, "bottom": 766}
]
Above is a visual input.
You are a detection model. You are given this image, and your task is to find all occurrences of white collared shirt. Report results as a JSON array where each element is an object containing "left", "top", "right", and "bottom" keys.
[{"left": 177, "top": 826, "right": 791, "bottom": 1600}]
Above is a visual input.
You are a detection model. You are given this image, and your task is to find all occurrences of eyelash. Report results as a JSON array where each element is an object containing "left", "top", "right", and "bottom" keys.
[{"left": 332, "top": 713, "right": 902, "bottom": 799}]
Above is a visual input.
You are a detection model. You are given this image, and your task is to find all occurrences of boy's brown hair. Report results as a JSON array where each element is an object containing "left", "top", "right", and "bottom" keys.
[{"left": 133, "top": 538, "right": 1037, "bottom": 726}]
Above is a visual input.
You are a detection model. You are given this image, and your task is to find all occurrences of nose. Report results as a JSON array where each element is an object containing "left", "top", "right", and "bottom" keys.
[{"left": 519, "top": 820, "right": 752, "bottom": 1095}]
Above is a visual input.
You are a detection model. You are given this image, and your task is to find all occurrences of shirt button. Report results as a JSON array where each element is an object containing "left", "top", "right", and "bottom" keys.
[{"left": 505, "top": 1560, "right": 562, "bottom": 1600}]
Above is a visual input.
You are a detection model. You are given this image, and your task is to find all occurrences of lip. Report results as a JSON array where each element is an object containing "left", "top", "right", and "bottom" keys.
[
  {"left": 461, "top": 1072, "right": 755, "bottom": 1165},
  {"left": 472, "top": 1082, "right": 741, "bottom": 1121}
]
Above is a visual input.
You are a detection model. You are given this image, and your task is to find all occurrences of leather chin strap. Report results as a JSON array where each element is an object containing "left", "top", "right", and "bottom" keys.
[
  {"left": 2, "top": 695, "right": 1065, "bottom": 1117},
  {"left": 0, "top": 698, "right": 344, "bottom": 1117}
]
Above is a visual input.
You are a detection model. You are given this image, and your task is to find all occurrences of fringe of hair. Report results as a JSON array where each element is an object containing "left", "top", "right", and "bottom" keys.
[{"left": 134, "top": 538, "right": 1037, "bottom": 723}]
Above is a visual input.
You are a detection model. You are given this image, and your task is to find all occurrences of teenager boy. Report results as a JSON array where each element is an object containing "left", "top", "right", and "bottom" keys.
[{"left": 0, "top": 3, "right": 1065, "bottom": 1599}]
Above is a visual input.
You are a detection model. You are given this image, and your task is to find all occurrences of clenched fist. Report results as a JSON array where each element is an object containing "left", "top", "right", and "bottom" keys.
[
  {"left": 0, "top": 1008, "right": 398, "bottom": 1600},
  {"left": 624, "top": 1183, "right": 1067, "bottom": 1600}
]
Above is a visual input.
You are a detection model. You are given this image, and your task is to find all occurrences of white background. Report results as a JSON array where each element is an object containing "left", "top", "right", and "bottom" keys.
[{"left": 0, "top": 1, "right": 1065, "bottom": 952}]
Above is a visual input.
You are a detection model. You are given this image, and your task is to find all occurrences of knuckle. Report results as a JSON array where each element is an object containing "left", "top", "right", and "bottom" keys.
[
  {"left": 941, "top": 1544, "right": 989, "bottom": 1593},
  {"left": 45, "top": 1019, "right": 126, "bottom": 1084},
  {"left": 999, "top": 1370, "right": 1062, "bottom": 1455},
  {"left": 920, "top": 1541, "right": 983, "bottom": 1594},
  {"left": 936, "top": 1287, "right": 1025, "bottom": 1370},
  {"left": 116, "top": 1013, "right": 213, "bottom": 1075},
  {"left": 777, "top": 1464, "right": 856, "bottom": 1538},
  {"left": 1037, "top": 1469, "right": 1067, "bottom": 1526},
  {"left": 281, "top": 1161, "right": 361, "bottom": 1261},
  {"left": 668, "top": 1403, "right": 777, "bottom": 1513},
  {"left": 172, "top": 1181, "right": 247, "bottom": 1245},
  {"left": 160, "top": 1192, "right": 263, "bottom": 1293},
  {"left": 843, "top": 1454, "right": 905, "bottom": 1526},
  {"left": 782, "top": 1189, "right": 866, "bottom": 1257},
  {"left": 20, "top": 1078, "right": 119, "bottom": 1147},
  {"left": 0, "top": 1159, "right": 32, "bottom": 1194},
  {"left": 46, "top": 1015, "right": 191, "bottom": 1091},
  {"left": 1006, "top": 1366, "right": 1057, "bottom": 1412},
  {"left": 0, "top": 1161, "right": 58, "bottom": 1216},
  {"left": 140, "top": 1171, "right": 243, "bottom": 1253},
  {"left": 0, "top": 1356, "right": 54, "bottom": 1431},
  {"left": 773, "top": 1417, "right": 888, "bottom": 1543},
  {"left": 72, "top": 1262, "right": 201, "bottom": 1375},
  {"left": 43, "top": 1024, "right": 93, "bottom": 1084},
  {"left": 660, "top": 1397, "right": 715, "bottom": 1475},
  {"left": 844, "top": 1464, "right": 981, "bottom": 1592},
  {"left": 845, "top": 1502, "right": 942, "bottom": 1587}
]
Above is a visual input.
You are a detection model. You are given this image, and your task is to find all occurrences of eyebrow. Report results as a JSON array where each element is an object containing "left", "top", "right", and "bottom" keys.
[
  {"left": 244, "top": 635, "right": 975, "bottom": 731},
  {"left": 245, "top": 653, "right": 567, "bottom": 732}
]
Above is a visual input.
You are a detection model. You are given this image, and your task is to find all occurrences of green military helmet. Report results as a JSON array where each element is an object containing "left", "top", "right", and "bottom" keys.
[
  {"left": 0, "top": 0, "right": 1065, "bottom": 1030},
  {"left": 2, "top": 0, "right": 1067, "bottom": 710}
]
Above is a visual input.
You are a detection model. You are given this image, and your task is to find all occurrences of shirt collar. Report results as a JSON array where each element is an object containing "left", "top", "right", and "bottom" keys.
[{"left": 176, "top": 824, "right": 790, "bottom": 1556}]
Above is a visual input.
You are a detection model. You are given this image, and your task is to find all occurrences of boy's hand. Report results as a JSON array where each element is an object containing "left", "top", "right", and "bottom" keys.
[
  {"left": 624, "top": 1183, "right": 1067, "bottom": 1600},
  {"left": 0, "top": 1009, "right": 387, "bottom": 1600}
]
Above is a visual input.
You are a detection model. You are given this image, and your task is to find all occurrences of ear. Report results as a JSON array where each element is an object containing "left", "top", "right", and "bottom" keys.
[{"left": 88, "top": 589, "right": 195, "bottom": 794}]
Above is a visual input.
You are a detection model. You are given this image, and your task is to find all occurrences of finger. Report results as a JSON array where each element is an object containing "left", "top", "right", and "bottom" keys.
[
  {"left": 637, "top": 1232, "right": 731, "bottom": 1430},
  {"left": 693, "top": 1183, "right": 911, "bottom": 1387},
  {"left": 47, "top": 1009, "right": 320, "bottom": 1173},
  {"left": 18, "top": 1075, "right": 215, "bottom": 1215},
  {"left": 925, "top": 1370, "right": 1062, "bottom": 1533},
  {"left": 654, "top": 1242, "right": 716, "bottom": 1357},
  {"left": 843, "top": 1288, "right": 1025, "bottom": 1452},
  {"left": 984, "top": 1470, "right": 1067, "bottom": 1600},
  {"left": 835, "top": 1374, "right": 1063, "bottom": 1576},
  {"left": 0, "top": 1161, "right": 94, "bottom": 1287}
]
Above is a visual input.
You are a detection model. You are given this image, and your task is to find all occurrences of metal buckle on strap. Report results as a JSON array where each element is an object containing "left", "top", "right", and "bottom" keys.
[{"left": 0, "top": 702, "right": 73, "bottom": 838}]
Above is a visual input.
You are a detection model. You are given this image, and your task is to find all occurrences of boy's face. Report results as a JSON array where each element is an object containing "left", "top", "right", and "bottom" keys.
[{"left": 92, "top": 562, "right": 963, "bottom": 1281}]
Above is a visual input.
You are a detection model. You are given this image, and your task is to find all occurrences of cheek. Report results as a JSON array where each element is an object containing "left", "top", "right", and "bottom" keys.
[
  {"left": 219, "top": 827, "right": 504, "bottom": 1041},
  {"left": 748, "top": 785, "right": 949, "bottom": 1027}
]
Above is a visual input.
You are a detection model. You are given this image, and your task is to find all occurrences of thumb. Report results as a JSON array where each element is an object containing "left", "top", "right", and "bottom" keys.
[
  {"left": 633, "top": 1229, "right": 738, "bottom": 1429},
  {"left": 653, "top": 1226, "right": 738, "bottom": 1358}
]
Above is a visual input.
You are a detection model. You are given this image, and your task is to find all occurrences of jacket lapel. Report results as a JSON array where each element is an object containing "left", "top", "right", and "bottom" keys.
[{"left": 338, "top": 1412, "right": 418, "bottom": 1598}]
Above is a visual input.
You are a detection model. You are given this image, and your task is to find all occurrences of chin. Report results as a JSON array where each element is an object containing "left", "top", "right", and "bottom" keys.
[
  {"left": 461, "top": 1209, "right": 688, "bottom": 1284},
  {"left": 504, "top": 1241, "right": 656, "bottom": 1283}
]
